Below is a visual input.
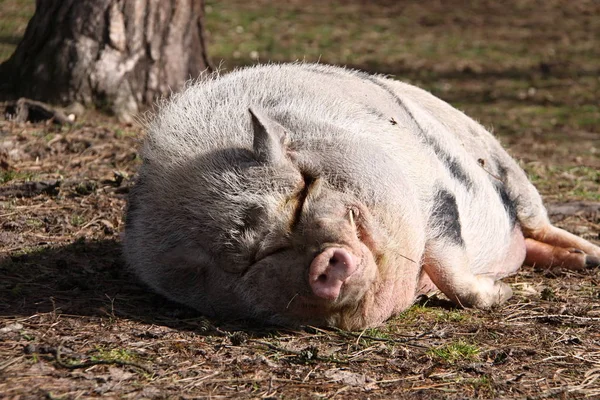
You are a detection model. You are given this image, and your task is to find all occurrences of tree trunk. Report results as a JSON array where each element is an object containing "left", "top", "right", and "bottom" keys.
[{"left": 0, "top": 0, "right": 212, "bottom": 122}]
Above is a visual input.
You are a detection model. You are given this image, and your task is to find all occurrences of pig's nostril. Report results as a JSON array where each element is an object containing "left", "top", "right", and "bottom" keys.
[{"left": 309, "top": 247, "right": 358, "bottom": 301}]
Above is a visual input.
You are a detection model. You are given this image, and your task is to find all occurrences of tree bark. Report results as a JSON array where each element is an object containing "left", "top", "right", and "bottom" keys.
[{"left": 0, "top": 0, "right": 212, "bottom": 122}]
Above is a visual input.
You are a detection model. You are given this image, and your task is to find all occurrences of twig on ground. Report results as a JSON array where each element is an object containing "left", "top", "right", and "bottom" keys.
[
  {"left": 330, "top": 327, "right": 431, "bottom": 348},
  {"left": 250, "top": 340, "right": 349, "bottom": 365},
  {"left": 507, "top": 314, "right": 600, "bottom": 322}
]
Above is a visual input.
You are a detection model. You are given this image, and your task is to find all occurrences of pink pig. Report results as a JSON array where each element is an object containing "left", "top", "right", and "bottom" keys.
[{"left": 124, "top": 64, "right": 600, "bottom": 330}]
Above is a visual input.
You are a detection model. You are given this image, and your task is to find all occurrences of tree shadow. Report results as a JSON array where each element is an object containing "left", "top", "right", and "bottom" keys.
[{"left": 0, "top": 238, "right": 277, "bottom": 336}]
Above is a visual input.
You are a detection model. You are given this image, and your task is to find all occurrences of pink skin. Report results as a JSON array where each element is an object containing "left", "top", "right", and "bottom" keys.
[{"left": 309, "top": 247, "right": 358, "bottom": 301}]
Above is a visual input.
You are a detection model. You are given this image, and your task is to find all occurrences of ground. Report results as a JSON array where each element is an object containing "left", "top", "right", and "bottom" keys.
[{"left": 1, "top": 0, "right": 599, "bottom": 398}]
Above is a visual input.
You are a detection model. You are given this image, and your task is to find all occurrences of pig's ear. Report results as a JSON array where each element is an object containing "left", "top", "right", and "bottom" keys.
[{"left": 249, "top": 108, "right": 287, "bottom": 165}]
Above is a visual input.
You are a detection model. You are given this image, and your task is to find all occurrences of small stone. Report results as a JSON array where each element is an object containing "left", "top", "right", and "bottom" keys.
[{"left": 0, "top": 322, "right": 23, "bottom": 334}]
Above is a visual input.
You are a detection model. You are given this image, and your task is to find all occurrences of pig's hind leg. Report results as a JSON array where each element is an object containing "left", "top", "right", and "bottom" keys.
[
  {"left": 523, "top": 225, "right": 600, "bottom": 269},
  {"left": 486, "top": 148, "right": 600, "bottom": 270}
]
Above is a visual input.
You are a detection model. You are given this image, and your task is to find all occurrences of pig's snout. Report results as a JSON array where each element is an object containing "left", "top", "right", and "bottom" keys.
[{"left": 309, "top": 247, "right": 358, "bottom": 301}]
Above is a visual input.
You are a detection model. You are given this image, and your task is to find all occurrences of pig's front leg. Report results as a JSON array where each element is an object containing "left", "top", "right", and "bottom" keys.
[
  {"left": 422, "top": 243, "right": 513, "bottom": 309},
  {"left": 421, "top": 187, "right": 515, "bottom": 309}
]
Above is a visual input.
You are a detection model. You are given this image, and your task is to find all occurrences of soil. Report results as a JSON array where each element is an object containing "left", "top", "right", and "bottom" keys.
[{"left": 1, "top": 0, "right": 599, "bottom": 398}]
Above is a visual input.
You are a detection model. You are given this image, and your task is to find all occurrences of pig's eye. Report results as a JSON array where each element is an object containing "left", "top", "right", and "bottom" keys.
[
  {"left": 290, "top": 172, "right": 316, "bottom": 229},
  {"left": 253, "top": 245, "right": 288, "bottom": 263}
]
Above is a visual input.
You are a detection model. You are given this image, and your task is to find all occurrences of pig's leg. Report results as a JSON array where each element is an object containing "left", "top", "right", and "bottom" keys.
[
  {"left": 524, "top": 225, "right": 600, "bottom": 269},
  {"left": 483, "top": 149, "right": 600, "bottom": 270},
  {"left": 422, "top": 243, "right": 514, "bottom": 309},
  {"left": 420, "top": 187, "right": 521, "bottom": 309}
]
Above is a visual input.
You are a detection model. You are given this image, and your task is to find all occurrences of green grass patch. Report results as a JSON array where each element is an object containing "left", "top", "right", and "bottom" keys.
[
  {"left": 91, "top": 347, "right": 138, "bottom": 363},
  {"left": 25, "top": 218, "right": 42, "bottom": 228},
  {"left": 515, "top": 105, "right": 600, "bottom": 132},
  {"left": 396, "top": 304, "right": 438, "bottom": 323},
  {"left": 115, "top": 128, "right": 137, "bottom": 139},
  {"left": 360, "top": 327, "right": 392, "bottom": 340},
  {"left": 9, "top": 246, "right": 45, "bottom": 258},
  {"left": 524, "top": 164, "right": 600, "bottom": 201},
  {"left": 465, "top": 375, "right": 495, "bottom": 396},
  {"left": 428, "top": 339, "right": 480, "bottom": 364},
  {"left": 1, "top": 170, "right": 39, "bottom": 183},
  {"left": 75, "top": 181, "right": 97, "bottom": 196},
  {"left": 70, "top": 215, "right": 86, "bottom": 227},
  {"left": 437, "top": 310, "right": 465, "bottom": 323},
  {"left": 1, "top": 170, "right": 16, "bottom": 183},
  {"left": 205, "top": 0, "right": 600, "bottom": 79},
  {"left": 0, "top": 0, "right": 36, "bottom": 61}
]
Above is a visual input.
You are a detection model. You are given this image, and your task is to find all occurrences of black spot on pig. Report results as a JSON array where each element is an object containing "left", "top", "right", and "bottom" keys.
[
  {"left": 430, "top": 188, "right": 464, "bottom": 246},
  {"left": 492, "top": 158, "right": 518, "bottom": 226},
  {"left": 360, "top": 74, "right": 473, "bottom": 190},
  {"left": 359, "top": 73, "right": 417, "bottom": 122},
  {"left": 494, "top": 159, "right": 509, "bottom": 182},
  {"left": 422, "top": 135, "right": 473, "bottom": 190},
  {"left": 365, "top": 106, "right": 387, "bottom": 121},
  {"left": 494, "top": 182, "right": 517, "bottom": 226},
  {"left": 447, "top": 159, "right": 472, "bottom": 188}
]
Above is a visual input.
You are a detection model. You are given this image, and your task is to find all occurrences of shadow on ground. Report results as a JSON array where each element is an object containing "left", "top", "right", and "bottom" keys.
[{"left": 0, "top": 239, "right": 241, "bottom": 332}]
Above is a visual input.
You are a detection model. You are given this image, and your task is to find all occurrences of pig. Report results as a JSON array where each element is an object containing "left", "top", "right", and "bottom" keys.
[{"left": 123, "top": 63, "right": 600, "bottom": 330}]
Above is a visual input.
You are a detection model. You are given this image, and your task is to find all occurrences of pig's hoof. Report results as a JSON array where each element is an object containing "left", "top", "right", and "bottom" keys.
[
  {"left": 467, "top": 278, "right": 513, "bottom": 310},
  {"left": 585, "top": 255, "right": 600, "bottom": 268},
  {"left": 493, "top": 281, "right": 513, "bottom": 305}
]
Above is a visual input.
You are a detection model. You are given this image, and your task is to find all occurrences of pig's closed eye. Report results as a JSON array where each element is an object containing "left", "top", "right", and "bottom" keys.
[
  {"left": 290, "top": 172, "right": 315, "bottom": 229},
  {"left": 253, "top": 245, "right": 288, "bottom": 263}
]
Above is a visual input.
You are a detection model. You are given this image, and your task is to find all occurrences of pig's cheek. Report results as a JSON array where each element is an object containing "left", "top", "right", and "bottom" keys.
[
  {"left": 341, "top": 244, "right": 379, "bottom": 300},
  {"left": 237, "top": 258, "right": 308, "bottom": 313},
  {"left": 360, "top": 242, "right": 380, "bottom": 281}
]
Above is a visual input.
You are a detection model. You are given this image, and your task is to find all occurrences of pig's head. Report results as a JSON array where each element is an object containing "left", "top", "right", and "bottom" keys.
[{"left": 125, "top": 108, "right": 424, "bottom": 330}]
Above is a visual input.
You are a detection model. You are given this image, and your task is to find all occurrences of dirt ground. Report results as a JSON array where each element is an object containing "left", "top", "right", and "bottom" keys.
[{"left": 1, "top": 1, "right": 600, "bottom": 399}]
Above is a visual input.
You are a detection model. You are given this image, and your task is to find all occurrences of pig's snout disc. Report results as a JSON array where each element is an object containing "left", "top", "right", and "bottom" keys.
[{"left": 309, "top": 247, "right": 358, "bottom": 301}]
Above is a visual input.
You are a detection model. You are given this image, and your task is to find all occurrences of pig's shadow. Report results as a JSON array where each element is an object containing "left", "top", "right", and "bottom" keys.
[
  {"left": 0, "top": 238, "right": 272, "bottom": 334},
  {"left": 0, "top": 238, "right": 458, "bottom": 334}
]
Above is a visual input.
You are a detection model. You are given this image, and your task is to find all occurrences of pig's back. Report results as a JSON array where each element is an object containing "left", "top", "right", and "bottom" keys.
[{"left": 144, "top": 64, "right": 428, "bottom": 165}]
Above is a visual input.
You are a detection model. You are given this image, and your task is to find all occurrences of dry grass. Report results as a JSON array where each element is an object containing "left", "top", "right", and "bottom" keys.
[{"left": 1, "top": 0, "right": 599, "bottom": 398}]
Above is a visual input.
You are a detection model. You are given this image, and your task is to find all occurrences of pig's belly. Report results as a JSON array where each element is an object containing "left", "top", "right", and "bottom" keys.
[{"left": 416, "top": 226, "right": 527, "bottom": 296}]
